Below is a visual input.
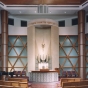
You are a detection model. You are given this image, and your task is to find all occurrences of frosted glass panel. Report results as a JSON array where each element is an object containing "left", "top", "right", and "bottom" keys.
[
  {"left": 63, "top": 39, "right": 72, "bottom": 46},
  {"left": 9, "top": 58, "right": 17, "bottom": 66},
  {"left": 21, "top": 58, "right": 27, "bottom": 66},
  {"left": 69, "top": 48, "right": 78, "bottom": 56},
  {"left": 86, "top": 46, "right": 88, "bottom": 51},
  {"left": 59, "top": 58, "right": 66, "bottom": 65},
  {"left": 86, "top": 63, "right": 88, "bottom": 67},
  {"left": 59, "top": 69, "right": 63, "bottom": 75},
  {"left": 86, "top": 75, "right": 88, "bottom": 78},
  {"left": 75, "top": 47, "right": 78, "bottom": 52},
  {"left": 8, "top": 42, "right": 11, "bottom": 46},
  {"left": 8, "top": 47, "right": 11, "bottom": 52},
  {"left": 64, "top": 59, "right": 72, "bottom": 67},
  {"left": 20, "top": 36, "right": 27, "bottom": 45},
  {"left": 8, "top": 36, "right": 27, "bottom": 71},
  {"left": 64, "top": 47, "right": 72, "bottom": 55},
  {"left": 75, "top": 68, "right": 78, "bottom": 72},
  {"left": 8, "top": 36, "right": 17, "bottom": 44},
  {"left": 59, "top": 36, "right": 66, "bottom": 45},
  {"left": 8, "top": 61, "right": 12, "bottom": 67},
  {"left": 69, "top": 58, "right": 78, "bottom": 65},
  {"left": 14, "top": 47, "right": 23, "bottom": 55},
  {"left": 20, "top": 48, "right": 27, "bottom": 56},
  {"left": 14, "top": 38, "right": 23, "bottom": 46},
  {"left": 9, "top": 49, "right": 17, "bottom": 56},
  {"left": 76, "top": 64, "right": 78, "bottom": 67},
  {"left": 14, "top": 68, "right": 23, "bottom": 71},
  {"left": 70, "top": 36, "right": 77, "bottom": 44},
  {"left": 86, "top": 40, "right": 88, "bottom": 45},
  {"left": 14, "top": 59, "right": 23, "bottom": 67},
  {"left": 63, "top": 68, "right": 73, "bottom": 71},
  {"left": 86, "top": 68, "right": 88, "bottom": 73},
  {"left": 59, "top": 48, "right": 66, "bottom": 56}
]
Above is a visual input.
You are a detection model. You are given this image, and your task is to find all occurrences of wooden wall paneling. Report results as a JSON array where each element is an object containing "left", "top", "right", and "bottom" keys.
[{"left": 0, "top": 0, "right": 86, "bottom": 5}]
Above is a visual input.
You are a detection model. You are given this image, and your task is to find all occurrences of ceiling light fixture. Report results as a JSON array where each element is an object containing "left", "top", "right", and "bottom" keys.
[{"left": 64, "top": 12, "right": 66, "bottom": 13}]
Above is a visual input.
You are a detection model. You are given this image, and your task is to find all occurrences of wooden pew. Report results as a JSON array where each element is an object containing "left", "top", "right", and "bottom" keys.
[
  {"left": 4, "top": 81, "right": 12, "bottom": 86},
  {"left": 4, "top": 81, "right": 20, "bottom": 87},
  {"left": 0, "top": 80, "right": 4, "bottom": 85},
  {"left": 8, "top": 78, "right": 28, "bottom": 82},
  {"left": 62, "top": 80, "right": 88, "bottom": 88},
  {"left": 62, "top": 81, "right": 80, "bottom": 88},
  {"left": 8, "top": 78, "right": 28, "bottom": 88},
  {"left": 60, "top": 78, "right": 81, "bottom": 87},
  {"left": 19, "top": 82, "right": 28, "bottom": 88}
]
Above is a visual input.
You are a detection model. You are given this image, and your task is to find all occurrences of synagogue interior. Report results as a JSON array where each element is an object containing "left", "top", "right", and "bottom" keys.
[{"left": 0, "top": 0, "right": 88, "bottom": 88}]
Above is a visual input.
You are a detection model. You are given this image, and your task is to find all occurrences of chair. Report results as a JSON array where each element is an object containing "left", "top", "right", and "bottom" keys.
[
  {"left": 21, "top": 71, "right": 26, "bottom": 77},
  {"left": 13, "top": 71, "right": 18, "bottom": 77},
  {"left": 62, "top": 71, "right": 67, "bottom": 77},
  {"left": 17, "top": 71, "right": 21, "bottom": 77},
  {"left": 71, "top": 71, "right": 78, "bottom": 77},
  {"left": 67, "top": 71, "right": 72, "bottom": 77}
]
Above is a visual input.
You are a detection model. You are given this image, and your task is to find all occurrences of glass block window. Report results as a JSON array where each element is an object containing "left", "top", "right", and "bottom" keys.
[
  {"left": 21, "top": 20, "right": 27, "bottom": 27},
  {"left": 59, "top": 35, "right": 78, "bottom": 76},
  {"left": 8, "top": 18, "right": 14, "bottom": 25},
  {"left": 58, "top": 20, "right": 65, "bottom": 27},
  {"left": 8, "top": 36, "right": 27, "bottom": 72},
  {"left": 72, "top": 18, "right": 78, "bottom": 26}
]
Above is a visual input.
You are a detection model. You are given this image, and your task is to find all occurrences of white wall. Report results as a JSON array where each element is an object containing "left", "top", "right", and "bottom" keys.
[
  {"left": 8, "top": 15, "right": 30, "bottom": 27},
  {"left": 59, "top": 25, "right": 78, "bottom": 35},
  {"left": 0, "top": 14, "right": 88, "bottom": 35},
  {"left": 8, "top": 25, "right": 78, "bottom": 35},
  {"left": 8, "top": 25, "right": 27, "bottom": 35}
]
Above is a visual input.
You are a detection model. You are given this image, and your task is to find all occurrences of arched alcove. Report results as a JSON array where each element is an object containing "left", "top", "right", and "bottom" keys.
[{"left": 27, "top": 19, "right": 59, "bottom": 72}]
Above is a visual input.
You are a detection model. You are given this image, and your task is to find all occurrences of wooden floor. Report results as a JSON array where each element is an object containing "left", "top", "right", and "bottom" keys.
[{"left": 28, "top": 81, "right": 61, "bottom": 88}]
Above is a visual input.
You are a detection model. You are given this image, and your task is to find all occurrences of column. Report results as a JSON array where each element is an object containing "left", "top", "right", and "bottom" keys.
[
  {"left": 1, "top": 10, "right": 8, "bottom": 73},
  {"left": 78, "top": 10, "right": 85, "bottom": 79}
]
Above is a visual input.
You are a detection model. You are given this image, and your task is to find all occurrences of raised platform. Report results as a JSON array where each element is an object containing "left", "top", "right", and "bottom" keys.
[{"left": 29, "top": 70, "right": 58, "bottom": 83}]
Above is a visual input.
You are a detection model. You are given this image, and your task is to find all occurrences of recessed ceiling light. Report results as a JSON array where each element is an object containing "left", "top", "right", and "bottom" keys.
[
  {"left": 64, "top": 12, "right": 66, "bottom": 13},
  {"left": 35, "top": 11, "right": 36, "bottom": 13}
]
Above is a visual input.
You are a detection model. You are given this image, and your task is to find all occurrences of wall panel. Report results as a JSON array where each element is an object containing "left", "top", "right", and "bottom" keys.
[
  {"left": 8, "top": 35, "right": 27, "bottom": 72},
  {"left": 59, "top": 35, "right": 79, "bottom": 76}
]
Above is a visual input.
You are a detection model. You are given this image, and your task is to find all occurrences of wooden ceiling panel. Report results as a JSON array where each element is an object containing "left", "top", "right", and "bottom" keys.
[
  {"left": 67, "top": 0, "right": 80, "bottom": 3},
  {"left": 0, "top": 0, "right": 41, "bottom": 5},
  {"left": 0, "top": 0, "right": 87, "bottom": 5},
  {"left": 43, "top": 0, "right": 65, "bottom": 5}
]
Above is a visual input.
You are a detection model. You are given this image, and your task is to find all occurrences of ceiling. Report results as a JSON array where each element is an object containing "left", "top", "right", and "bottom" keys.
[
  {"left": 0, "top": 0, "right": 88, "bottom": 18},
  {"left": 0, "top": 0, "right": 86, "bottom": 5}
]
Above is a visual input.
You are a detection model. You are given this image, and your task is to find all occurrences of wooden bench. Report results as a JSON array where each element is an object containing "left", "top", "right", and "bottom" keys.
[
  {"left": 60, "top": 78, "right": 81, "bottom": 86},
  {"left": 0, "top": 80, "right": 4, "bottom": 85},
  {"left": 8, "top": 78, "right": 28, "bottom": 82},
  {"left": 62, "top": 80, "right": 88, "bottom": 88},
  {"left": 8, "top": 78, "right": 28, "bottom": 88},
  {"left": 19, "top": 82, "right": 28, "bottom": 88}
]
